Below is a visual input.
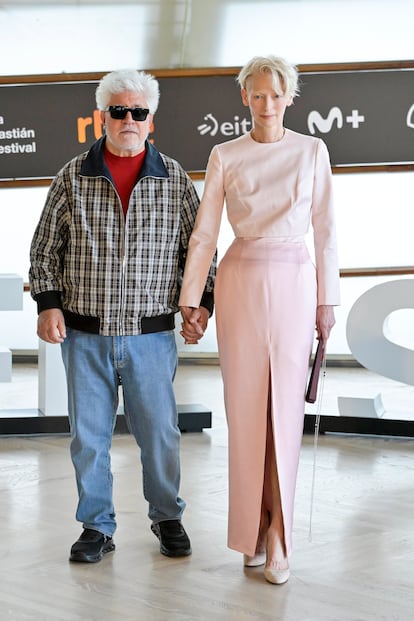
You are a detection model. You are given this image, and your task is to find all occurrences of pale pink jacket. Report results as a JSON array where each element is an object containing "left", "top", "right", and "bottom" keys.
[{"left": 179, "top": 129, "right": 340, "bottom": 307}]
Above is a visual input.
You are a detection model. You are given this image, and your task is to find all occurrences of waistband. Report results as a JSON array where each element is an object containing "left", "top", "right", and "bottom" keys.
[
  {"left": 63, "top": 310, "right": 175, "bottom": 335},
  {"left": 236, "top": 236, "right": 306, "bottom": 244},
  {"left": 226, "top": 237, "right": 311, "bottom": 264}
]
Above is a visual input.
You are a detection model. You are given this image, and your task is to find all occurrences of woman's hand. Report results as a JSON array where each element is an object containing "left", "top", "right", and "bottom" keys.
[{"left": 316, "top": 305, "right": 336, "bottom": 342}]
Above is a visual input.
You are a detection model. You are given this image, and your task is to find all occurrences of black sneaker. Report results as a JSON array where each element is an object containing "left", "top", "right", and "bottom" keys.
[
  {"left": 151, "top": 520, "right": 192, "bottom": 557},
  {"left": 70, "top": 528, "right": 115, "bottom": 563}
]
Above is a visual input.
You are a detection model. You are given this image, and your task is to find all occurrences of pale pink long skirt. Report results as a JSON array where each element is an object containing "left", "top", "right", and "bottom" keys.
[{"left": 214, "top": 238, "right": 317, "bottom": 557}]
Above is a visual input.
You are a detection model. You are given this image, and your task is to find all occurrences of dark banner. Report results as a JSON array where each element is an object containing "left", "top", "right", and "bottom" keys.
[{"left": 0, "top": 67, "right": 413, "bottom": 181}]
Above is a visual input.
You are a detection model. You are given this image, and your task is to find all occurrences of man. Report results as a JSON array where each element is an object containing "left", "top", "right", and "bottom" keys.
[{"left": 29, "top": 69, "right": 215, "bottom": 563}]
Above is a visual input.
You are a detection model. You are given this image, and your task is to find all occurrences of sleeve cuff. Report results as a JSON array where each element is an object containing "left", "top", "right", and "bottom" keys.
[
  {"left": 200, "top": 291, "right": 214, "bottom": 316},
  {"left": 34, "top": 290, "right": 63, "bottom": 314}
]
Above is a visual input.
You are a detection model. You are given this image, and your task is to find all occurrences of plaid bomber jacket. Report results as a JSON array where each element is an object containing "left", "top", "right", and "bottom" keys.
[{"left": 29, "top": 137, "right": 216, "bottom": 336}]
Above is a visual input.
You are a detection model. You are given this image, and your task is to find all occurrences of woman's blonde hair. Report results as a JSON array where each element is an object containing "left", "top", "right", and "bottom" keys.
[{"left": 237, "top": 55, "right": 299, "bottom": 98}]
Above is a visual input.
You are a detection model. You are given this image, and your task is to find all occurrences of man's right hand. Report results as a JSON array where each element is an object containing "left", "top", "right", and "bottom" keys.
[{"left": 37, "top": 309, "right": 67, "bottom": 344}]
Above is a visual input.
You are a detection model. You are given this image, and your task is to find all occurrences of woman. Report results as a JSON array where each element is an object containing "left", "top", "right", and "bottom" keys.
[{"left": 179, "top": 56, "right": 340, "bottom": 584}]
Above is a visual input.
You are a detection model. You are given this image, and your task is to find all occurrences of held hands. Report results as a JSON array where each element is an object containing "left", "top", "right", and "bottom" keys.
[
  {"left": 316, "top": 305, "right": 336, "bottom": 343},
  {"left": 180, "top": 306, "right": 209, "bottom": 345},
  {"left": 37, "top": 309, "right": 67, "bottom": 344}
]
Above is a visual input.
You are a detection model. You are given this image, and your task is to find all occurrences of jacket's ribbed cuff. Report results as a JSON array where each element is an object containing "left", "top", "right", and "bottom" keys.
[
  {"left": 34, "top": 290, "right": 63, "bottom": 314},
  {"left": 200, "top": 290, "right": 214, "bottom": 317}
]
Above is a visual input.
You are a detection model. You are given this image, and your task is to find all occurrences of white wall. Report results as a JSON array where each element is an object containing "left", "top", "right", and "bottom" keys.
[
  {"left": 0, "top": 0, "right": 413, "bottom": 356},
  {"left": 1, "top": 1, "right": 414, "bottom": 73}
]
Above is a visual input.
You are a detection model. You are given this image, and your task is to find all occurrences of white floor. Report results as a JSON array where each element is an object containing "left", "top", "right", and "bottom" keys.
[{"left": 0, "top": 362, "right": 413, "bottom": 620}]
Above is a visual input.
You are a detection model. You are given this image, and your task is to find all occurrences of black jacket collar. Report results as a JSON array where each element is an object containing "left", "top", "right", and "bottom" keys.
[{"left": 80, "top": 137, "right": 169, "bottom": 180}]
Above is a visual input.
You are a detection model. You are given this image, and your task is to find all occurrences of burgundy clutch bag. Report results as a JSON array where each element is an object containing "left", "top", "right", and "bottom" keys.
[{"left": 305, "top": 339, "right": 325, "bottom": 404}]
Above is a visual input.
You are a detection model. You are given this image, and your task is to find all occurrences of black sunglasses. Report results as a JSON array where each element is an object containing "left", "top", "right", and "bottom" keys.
[{"left": 105, "top": 105, "right": 150, "bottom": 121}]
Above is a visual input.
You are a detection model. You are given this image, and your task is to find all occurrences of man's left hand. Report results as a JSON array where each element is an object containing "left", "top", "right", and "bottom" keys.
[{"left": 180, "top": 306, "right": 209, "bottom": 344}]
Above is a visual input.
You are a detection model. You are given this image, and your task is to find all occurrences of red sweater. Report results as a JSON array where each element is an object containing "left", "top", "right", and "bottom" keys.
[{"left": 104, "top": 147, "right": 146, "bottom": 216}]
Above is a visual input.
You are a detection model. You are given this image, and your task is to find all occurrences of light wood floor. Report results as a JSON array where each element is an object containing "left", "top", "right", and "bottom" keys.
[{"left": 0, "top": 364, "right": 413, "bottom": 620}]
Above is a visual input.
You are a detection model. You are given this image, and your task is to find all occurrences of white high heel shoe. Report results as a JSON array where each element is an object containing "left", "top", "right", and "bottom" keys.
[
  {"left": 243, "top": 552, "right": 266, "bottom": 567},
  {"left": 264, "top": 526, "right": 289, "bottom": 584},
  {"left": 264, "top": 564, "right": 290, "bottom": 584}
]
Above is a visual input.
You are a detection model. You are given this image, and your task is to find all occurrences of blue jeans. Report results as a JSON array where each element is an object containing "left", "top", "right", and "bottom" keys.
[{"left": 61, "top": 328, "right": 185, "bottom": 537}]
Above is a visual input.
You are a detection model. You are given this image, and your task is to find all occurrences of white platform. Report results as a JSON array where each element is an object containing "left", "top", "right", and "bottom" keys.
[
  {"left": 38, "top": 340, "right": 68, "bottom": 415},
  {"left": 0, "top": 273, "right": 23, "bottom": 382},
  {"left": 0, "top": 273, "right": 23, "bottom": 311},
  {"left": 0, "top": 346, "right": 12, "bottom": 382}
]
